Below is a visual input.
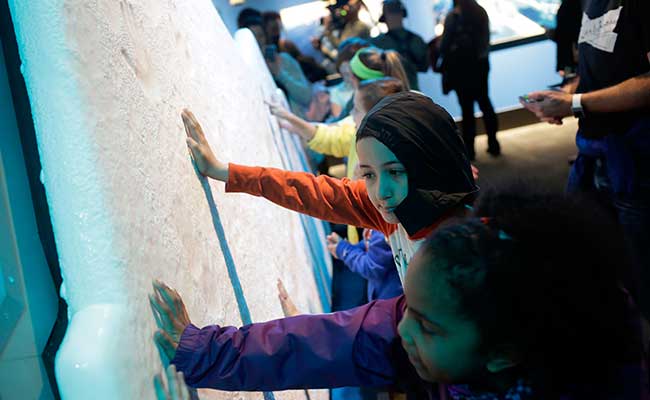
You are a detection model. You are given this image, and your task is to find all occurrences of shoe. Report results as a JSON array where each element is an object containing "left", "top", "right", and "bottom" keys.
[
  {"left": 568, "top": 154, "right": 577, "bottom": 165},
  {"left": 486, "top": 147, "right": 501, "bottom": 157},
  {"left": 486, "top": 139, "right": 501, "bottom": 157}
]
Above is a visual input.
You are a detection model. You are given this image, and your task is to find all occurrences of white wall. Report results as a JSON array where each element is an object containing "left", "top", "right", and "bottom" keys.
[{"left": 7, "top": 0, "right": 328, "bottom": 398}]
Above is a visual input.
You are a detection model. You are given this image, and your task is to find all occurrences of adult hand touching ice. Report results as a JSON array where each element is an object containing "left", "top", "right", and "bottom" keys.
[
  {"left": 182, "top": 109, "right": 229, "bottom": 181},
  {"left": 150, "top": 280, "right": 192, "bottom": 366}
]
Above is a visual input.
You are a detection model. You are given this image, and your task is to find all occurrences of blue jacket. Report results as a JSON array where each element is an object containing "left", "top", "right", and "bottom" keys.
[{"left": 335, "top": 230, "right": 403, "bottom": 301}]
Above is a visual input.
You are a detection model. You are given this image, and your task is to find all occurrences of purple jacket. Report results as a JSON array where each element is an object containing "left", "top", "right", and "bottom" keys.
[
  {"left": 172, "top": 296, "right": 649, "bottom": 399},
  {"left": 336, "top": 230, "right": 403, "bottom": 301}
]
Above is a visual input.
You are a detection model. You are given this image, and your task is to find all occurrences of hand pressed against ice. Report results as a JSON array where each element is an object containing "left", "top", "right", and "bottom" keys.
[
  {"left": 277, "top": 279, "right": 300, "bottom": 317},
  {"left": 266, "top": 101, "right": 317, "bottom": 140},
  {"left": 154, "top": 364, "right": 191, "bottom": 400},
  {"left": 182, "top": 109, "right": 229, "bottom": 181},
  {"left": 266, "top": 101, "right": 292, "bottom": 120},
  {"left": 326, "top": 232, "right": 342, "bottom": 258},
  {"left": 149, "top": 280, "right": 192, "bottom": 366}
]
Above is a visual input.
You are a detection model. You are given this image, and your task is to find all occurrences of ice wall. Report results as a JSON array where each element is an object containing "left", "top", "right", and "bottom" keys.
[{"left": 8, "top": 1, "right": 329, "bottom": 399}]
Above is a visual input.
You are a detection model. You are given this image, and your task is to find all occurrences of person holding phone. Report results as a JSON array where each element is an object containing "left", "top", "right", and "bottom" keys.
[{"left": 520, "top": 0, "right": 650, "bottom": 319}]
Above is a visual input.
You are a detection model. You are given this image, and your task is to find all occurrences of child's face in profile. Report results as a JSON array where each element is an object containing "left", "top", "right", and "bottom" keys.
[
  {"left": 356, "top": 137, "right": 409, "bottom": 224},
  {"left": 397, "top": 250, "right": 486, "bottom": 383}
]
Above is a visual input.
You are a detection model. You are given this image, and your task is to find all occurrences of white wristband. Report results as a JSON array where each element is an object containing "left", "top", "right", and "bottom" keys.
[
  {"left": 572, "top": 93, "right": 583, "bottom": 110},
  {"left": 571, "top": 93, "right": 584, "bottom": 118}
]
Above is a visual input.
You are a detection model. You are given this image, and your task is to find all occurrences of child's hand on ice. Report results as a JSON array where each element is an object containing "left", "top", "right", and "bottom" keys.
[
  {"left": 266, "top": 101, "right": 293, "bottom": 121},
  {"left": 266, "top": 101, "right": 316, "bottom": 140},
  {"left": 150, "top": 280, "right": 192, "bottom": 366},
  {"left": 277, "top": 279, "right": 300, "bottom": 317},
  {"left": 154, "top": 364, "right": 191, "bottom": 400},
  {"left": 326, "top": 232, "right": 342, "bottom": 259},
  {"left": 182, "top": 109, "right": 229, "bottom": 181}
]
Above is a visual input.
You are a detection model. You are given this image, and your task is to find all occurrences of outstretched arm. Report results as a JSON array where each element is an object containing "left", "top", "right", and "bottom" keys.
[
  {"left": 307, "top": 121, "right": 356, "bottom": 158},
  {"left": 226, "top": 163, "right": 390, "bottom": 233},
  {"left": 337, "top": 232, "right": 395, "bottom": 281},
  {"left": 173, "top": 298, "right": 406, "bottom": 391},
  {"left": 183, "top": 110, "right": 391, "bottom": 234}
]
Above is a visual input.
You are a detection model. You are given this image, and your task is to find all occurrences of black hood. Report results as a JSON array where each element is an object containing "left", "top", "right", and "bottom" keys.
[{"left": 356, "top": 91, "right": 478, "bottom": 236}]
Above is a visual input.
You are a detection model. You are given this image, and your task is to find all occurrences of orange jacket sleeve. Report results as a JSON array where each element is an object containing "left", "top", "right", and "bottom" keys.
[{"left": 225, "top": 163, "right": 395, "bottom": 236}]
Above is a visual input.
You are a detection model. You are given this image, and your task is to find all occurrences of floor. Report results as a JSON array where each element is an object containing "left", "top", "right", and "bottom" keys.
[{"left": 472, "top": 117, "right": 579, "bottom": 194}]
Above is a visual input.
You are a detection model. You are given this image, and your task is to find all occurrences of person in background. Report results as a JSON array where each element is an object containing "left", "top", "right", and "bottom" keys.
[
  {"left": 329, "top": 37, "right": 370, "bottom": 120},
  {"left": 371, "top": 0, "right": 429, "bottom": 91},
  {"left": 237, "top": 8, "right": 312, "bottom": 119},
  {"left": 552, "top": 0, "right": 581, "bottom": 80},
  {"left": 305, "top": 82, "right": 333, "bottom": 122},
  {"left": 236, "top": 7, "right": 267, "bottom": 48},
  {"left": 267, "top": 47, "right": 411, "bottom": 191},
  {"left": 520, "top": 0, "right": 650, "bottom": 319},
  {"left": 327, "top": 227, "right": 402, "bottom": 302},
  {"left": 312, "top": 0, "right": 371, "bottom": 62},
  {"left": 439, "top": 0, "right": 500, "bottom": 160},
  {"left": 261, "top": 11, "right": 328, "bottom": 83}
]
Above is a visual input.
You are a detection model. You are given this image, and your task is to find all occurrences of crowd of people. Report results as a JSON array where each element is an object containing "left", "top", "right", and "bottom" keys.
[{"left": 150, "top": 0, "right": 650, "bottom": 399}]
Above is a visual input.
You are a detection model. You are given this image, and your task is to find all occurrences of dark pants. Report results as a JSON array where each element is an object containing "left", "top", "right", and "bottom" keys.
[
  {"left": 568, "top": 149, "right": 650, "bottom": 320},
  {"left": 454, "top": 60, "right": 499, "bottom": 160}
]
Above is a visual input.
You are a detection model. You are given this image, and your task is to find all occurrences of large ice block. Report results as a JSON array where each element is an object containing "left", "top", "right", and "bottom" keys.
[{"left": 7, "top": 0, "right": 330, "bottom": 398}]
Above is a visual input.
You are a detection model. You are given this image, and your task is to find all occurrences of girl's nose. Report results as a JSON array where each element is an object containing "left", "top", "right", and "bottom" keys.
[{"left": 376, "top": 177, "right": 393, "bottom": 200}]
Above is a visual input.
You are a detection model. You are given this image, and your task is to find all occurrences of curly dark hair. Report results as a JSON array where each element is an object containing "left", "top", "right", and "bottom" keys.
[{"left": 420, "top": 185, "right": 643, "bottom": 397}]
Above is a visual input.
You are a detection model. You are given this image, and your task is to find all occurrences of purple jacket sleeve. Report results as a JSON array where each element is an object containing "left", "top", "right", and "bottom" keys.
[{"left": 172, "top": 296, "right": 407, "bottom": 391}]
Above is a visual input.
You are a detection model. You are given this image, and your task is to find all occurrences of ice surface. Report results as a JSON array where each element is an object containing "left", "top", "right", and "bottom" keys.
[{"left": 8, "top": 0, "right": 329, "bottom": 398}]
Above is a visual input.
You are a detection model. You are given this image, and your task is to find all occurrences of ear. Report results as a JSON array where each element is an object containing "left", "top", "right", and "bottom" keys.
[{"left": 485, "top": 349, "right": 520, "bottom": 373}]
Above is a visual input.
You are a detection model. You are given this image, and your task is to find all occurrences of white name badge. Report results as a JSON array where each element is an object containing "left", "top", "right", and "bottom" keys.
[{"left": 578, "top": 6, "right": 622, "bottom": 53}]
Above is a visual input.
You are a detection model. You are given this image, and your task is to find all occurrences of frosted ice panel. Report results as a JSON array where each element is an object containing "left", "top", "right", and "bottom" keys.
[{"left": 8, "top": 0, "right": 329, "bottom": 398}]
